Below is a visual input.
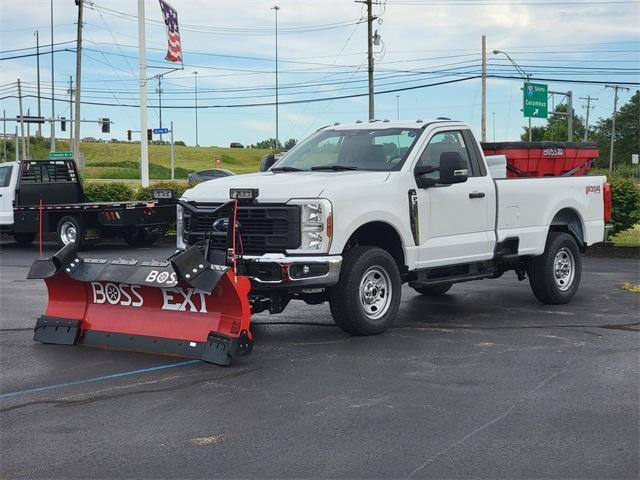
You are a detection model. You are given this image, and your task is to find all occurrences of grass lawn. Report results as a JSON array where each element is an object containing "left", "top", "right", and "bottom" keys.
[
  {"left": 610, "top": 224, "right": 640, "bottom": 247},
  {"left": 50, "top": 140, "right": 269, "bottom": 180}
]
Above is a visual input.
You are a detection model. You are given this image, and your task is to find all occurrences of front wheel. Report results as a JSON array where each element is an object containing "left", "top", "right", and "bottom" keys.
[
  {"left": 329, "top": 246, "right": 402, "bottom": 336},
  {"left": 13, "top": 232, "right": 36, "bottom": 245},
  {"left": 528, "top": 232, "right": 581, "bottom": 305}
]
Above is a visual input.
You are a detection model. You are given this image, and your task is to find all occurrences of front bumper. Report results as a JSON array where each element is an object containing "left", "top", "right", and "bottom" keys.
[{"left": 242, "top": 254, "right": 342, "bottom": 288}]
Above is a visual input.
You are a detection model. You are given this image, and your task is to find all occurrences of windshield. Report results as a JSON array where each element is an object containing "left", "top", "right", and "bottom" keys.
[{"left": 272, "top": 128, "right": 421, "bottom": 172}]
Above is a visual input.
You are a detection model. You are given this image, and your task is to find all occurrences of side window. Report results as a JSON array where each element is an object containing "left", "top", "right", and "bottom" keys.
[
  {"left": 416, "top": 131, "right": 474, "bottom": 178},
  {"left": 0, "top": 165, "right": 12, "bottom": 187}
]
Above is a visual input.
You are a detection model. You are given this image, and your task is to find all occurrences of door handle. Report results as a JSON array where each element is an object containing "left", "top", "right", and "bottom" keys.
[{"left": 469, "top": 191, "right": 485, "bottom": 199}]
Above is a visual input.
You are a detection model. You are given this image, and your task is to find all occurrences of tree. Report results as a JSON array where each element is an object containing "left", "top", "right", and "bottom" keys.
[
  {"left": 520, "top": 104, "right": 585, "bottom": 142},
  {"left": 284, "top": 138, "right": 297, "bottom": 150},
  {"left": 590, "top": 90, "right": 640, "bottom": 168},
  {"left": 253, "top": 138, "right": 281, "bottom": 150}
]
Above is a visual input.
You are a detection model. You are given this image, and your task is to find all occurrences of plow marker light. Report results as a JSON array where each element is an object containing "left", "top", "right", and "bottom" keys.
[{"left": 28, "top": 243, "right": 253, "bottom": 366}]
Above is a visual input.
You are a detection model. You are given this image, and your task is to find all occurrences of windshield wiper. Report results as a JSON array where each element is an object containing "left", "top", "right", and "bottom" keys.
[
  {"left": 271, "top": 166, "right": 303, "bottom": 172},
  {"left": 310, "top": 165, "right": 360, "bottom": 171}
]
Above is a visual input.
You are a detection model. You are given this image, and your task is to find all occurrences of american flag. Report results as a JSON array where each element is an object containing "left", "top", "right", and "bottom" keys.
[{"left": 159, "top": 0, "right": 182, "bottom": 63}]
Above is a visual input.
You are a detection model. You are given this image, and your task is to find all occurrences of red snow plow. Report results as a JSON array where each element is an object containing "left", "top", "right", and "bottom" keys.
[{"left": 28, "top": 201, "right": 253, "bottom": 366}]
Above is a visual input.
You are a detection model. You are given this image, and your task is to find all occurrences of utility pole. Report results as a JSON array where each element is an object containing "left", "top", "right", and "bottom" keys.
[
  {"left": 272, "top": 5, "right": 280, "bottom": 150},
  {"left": 367, "top": 0, "right": 374, "bottom": 121},
  {"left": 193, "top": 71, "right": 199, "bottom": 147},
  {"left": 73, "top": 0, "right": 83, "bottom": 166},
  {"left": 567, "top": 90, "right": 573, "bottom": 142},
  {"left": 138, "top": 0, "right": 149, "bottom": 187},
  {"left": 15, "top": 127, "right": 19, "bottom": 162},
  {"left": 34, "top": 30, "right": 42, "bottom": 137},
  {"left": 396, "top": 95, "right": 400, "bottom": 120},
  {"left": 50, "top": 0, "right": 56, "bottom": 152},
  {"left": 17, "top": 79, "right": 26, "bottom": 160},
  {"left": 481, "top": 35, "right": 487, "bottom": 142},
  {"left": 2, "top": 110, "right": 6, "bottom": 161},
  {"left": 68, "top": 76, "right": 74, "bottom": 144},
  {"left": 606, "top": 85, "right": 630, "bottom": 171},
  {"left": 156, "top": 75, "right": 163, "bottom": 141},
  {"left": 580, "top": 95, "right": 598, "bottom": 142},
  {"left": 26, "top": 108, "right": 31, "bottom": 159}
]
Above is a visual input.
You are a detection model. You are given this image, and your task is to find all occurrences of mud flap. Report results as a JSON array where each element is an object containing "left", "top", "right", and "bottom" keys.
[{"left": 28, "top": 243, "right": 253, "bottom": 366}]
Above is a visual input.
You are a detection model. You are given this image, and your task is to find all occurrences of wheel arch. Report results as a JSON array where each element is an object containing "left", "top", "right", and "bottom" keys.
[
  {"left": 549, "top": 207, "right": 586, "bottom": 252},
  {"left": 342, "top": 221, "right": 407, "bottom": 273}
]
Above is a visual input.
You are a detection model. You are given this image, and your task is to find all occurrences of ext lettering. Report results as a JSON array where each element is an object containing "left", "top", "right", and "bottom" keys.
[{"left": 161, "top": 287, "right": 210, "bottom": 313}]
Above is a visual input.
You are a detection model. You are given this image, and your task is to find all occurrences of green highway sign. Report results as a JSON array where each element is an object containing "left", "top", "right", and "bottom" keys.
[
  {"left": 523, "top": 82, "right": 548, "bottom": 119},
  {"left": 48, "top": 151, "right": 73, "bottom": 159}
]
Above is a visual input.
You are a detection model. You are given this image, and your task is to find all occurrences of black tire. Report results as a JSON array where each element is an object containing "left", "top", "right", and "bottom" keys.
[
  {"left": 56, "top": 215, "right": 86, "bottom": 249},
  {"left": 528, "top": 232, "right": 581, "bottom": 305},
  {"left": 122, "top": 227, "right": 157, "bottom": 247},
  {"left": 329, "top": 246, "right": 402, "bottom": 336},
  {"left": 13, "top": 232, "right": 36, "bottom": 246},
  {"left": 412, "top": 283, "right": 452, "bottom": 296}
]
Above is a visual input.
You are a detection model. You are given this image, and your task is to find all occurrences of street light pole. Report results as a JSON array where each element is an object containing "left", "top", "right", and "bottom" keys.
[
  {"left": 193, "top": 71, "right": 199, "bottom": 147},
  {"left": 156, "top": 74, "right": 163, "bottom": 141},
  {"left": 272, "top": 5, "right": 280, "bottom": 151},
  {"left": 34, "top": 30, "right": 42, "bottom": 137},
  {"left": 493, "top": 49, "right": 532, "bottom": 141},
  {"left": 396, "top": 95, "right": 400, "bottom": 120},
  {"left": 50, "top": 0, "right": 55, "bottom": 152}
]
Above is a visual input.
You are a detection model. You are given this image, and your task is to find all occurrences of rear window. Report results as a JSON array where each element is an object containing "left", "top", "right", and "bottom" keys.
[
  {"left": 20, "top": 161, "right": 77, "bottom": 184},
  {"left": 0, "top": 164, "right": 12, "bottom": 187}
]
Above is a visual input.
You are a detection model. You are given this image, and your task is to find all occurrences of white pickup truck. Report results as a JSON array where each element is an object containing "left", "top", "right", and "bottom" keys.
[{"left": 178, "top": 120, "right": 612, "bottom": 335}]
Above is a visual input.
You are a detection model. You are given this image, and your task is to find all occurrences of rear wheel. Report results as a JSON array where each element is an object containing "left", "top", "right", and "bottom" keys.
[
  {"left": 329, "top": 246, "right": 402, "bottom": 336},
  {"left": 13, "top": 232, "right": 36, "bottom": 246},
  {"left": 56, "top": 215, "right": 87, "bottom": 249},
  {"left": 412, "top": 283, "right": 452, "bottom": 296},
  {"left": 528, "top": 232, "right": 581, "bottom": 304},
  {"left": 122, "top": 227, "right": 158, "bottom": 247}
]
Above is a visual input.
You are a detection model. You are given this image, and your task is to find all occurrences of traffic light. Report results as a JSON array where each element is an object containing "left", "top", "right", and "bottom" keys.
[
  {"left": 127, "top": 129, "right": 132, "bottom": 141},
  {"left": 60, "top": 117, "right": 66, "bottom": 132},
  {"left": 147, "top": 129, "right": 152, "bottom": 141},
  {"left": 101, "top": 118, "right": 110, "bottom": 133}
]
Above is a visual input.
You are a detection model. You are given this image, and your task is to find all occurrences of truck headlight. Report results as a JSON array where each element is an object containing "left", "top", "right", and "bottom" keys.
[
  {"left": 176, "top": 204, "right": 186, "bottom": 250},
  {"left": 287, "top": 199, "right": 333, "bottom": 254}
]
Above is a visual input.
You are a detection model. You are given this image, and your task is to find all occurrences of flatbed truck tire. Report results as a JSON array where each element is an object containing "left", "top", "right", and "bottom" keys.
[
  {"left": 329, "top": 246, "right": 402, "bottom": 336},
  {"left": 56, "top": 215, "right": 92, "bottom": 250},
  {"left": 528, "top": 231, "right": 581, "bottom": 305},
  {"left": 13, "top": 232, "right": 36, "bottom": 245},
  {"left": 412, "top": 283, "right": 453, "bottom": 296}
]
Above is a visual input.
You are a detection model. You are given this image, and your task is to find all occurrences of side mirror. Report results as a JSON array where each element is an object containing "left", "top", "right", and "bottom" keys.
[
  {"left": 259, "top": 154, "right": 277, "bottom": 172},
  {"left": 439, "top": 152, "right": 468, "bottom": 184}
]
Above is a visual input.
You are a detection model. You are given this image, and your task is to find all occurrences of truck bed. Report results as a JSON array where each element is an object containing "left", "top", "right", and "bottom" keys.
[{"left": 495, "top": 175, "right": 607, "bottom": 256}]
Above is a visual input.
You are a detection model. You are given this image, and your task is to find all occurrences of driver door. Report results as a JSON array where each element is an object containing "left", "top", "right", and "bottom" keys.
[
  {"left": 414, "top": 130, "right": 494, "bottom": 269},
  {"left": 0, "top": 163, "right": 15, "bottom": 226}
]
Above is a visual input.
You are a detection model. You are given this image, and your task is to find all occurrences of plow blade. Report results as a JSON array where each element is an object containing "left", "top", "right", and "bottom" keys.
[{"left": 28, "top": 243, "right": 253, "bottom": 366}]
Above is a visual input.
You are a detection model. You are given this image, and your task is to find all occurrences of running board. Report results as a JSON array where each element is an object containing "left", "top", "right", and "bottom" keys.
[{"left": 410, "top": 261, "right": 496, "bottom": 287}]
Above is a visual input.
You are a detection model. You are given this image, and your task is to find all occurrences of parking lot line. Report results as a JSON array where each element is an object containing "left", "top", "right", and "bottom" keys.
[{"left": 0, "top": 359, "right": 200, "bottom": 399}]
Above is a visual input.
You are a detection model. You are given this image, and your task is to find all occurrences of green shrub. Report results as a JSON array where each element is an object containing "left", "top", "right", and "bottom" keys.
[
  {"left": 135, "top": 181, "right": 192, "bottom": 200},
  {"left": 83, "top": 182, "right": 136, "bottom": 202},
  {"left": 608, "top": 175, "right": 640, "bottom": 234}
]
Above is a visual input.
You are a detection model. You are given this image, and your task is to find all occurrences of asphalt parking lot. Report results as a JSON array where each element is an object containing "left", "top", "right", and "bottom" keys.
[{"left": 1, "top": 237, "right": 638, "bottom": 479}]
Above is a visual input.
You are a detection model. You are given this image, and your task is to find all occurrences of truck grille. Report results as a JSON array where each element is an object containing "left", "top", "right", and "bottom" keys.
[{"left": 183, "top": 203, "right": 300, "bottom": 254}]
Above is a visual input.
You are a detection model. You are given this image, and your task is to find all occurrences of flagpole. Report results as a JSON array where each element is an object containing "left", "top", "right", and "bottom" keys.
[{"left": 138, "top": 0, "right": 149, "bottom": 187}]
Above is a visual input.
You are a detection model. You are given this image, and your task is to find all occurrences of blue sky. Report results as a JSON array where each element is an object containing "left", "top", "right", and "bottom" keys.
[{"left": 1, "top": 0, "right": 639, "bottom": 148}]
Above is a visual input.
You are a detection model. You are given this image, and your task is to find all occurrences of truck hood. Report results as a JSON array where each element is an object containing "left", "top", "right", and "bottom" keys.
[{"left": 182, "top": 171, "right": 391, "bottom": 203}]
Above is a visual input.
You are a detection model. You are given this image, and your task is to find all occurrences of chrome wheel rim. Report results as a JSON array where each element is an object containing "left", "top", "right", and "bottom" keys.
[
  {"left": 60, "top": 221, "right": 77, "bottom": 245},
  {"left": 359, "top": 266, "right": 392, "bottom": 320},
  {"left": 553, "top": 247, "right": 575, "bottom": 291}
]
